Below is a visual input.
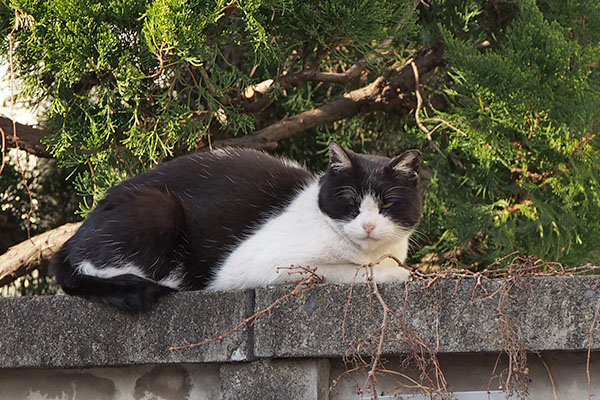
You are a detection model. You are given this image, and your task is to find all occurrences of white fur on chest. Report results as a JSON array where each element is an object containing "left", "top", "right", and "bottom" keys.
[{"left": 207, "top": 181, "right": 411, "bottom": 290}]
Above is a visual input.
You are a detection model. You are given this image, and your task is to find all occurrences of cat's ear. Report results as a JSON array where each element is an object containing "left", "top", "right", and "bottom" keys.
[
  {"left": 389, "top": 149, "right": 421, "bottom": 178},
  {"left": 329, "top": 141, "right": 353, "bottom": 172}
]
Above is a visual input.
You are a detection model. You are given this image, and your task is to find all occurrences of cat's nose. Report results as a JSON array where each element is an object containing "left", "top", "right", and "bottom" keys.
[{"left": 362, "top": 223, "right": 376, "bottom": 235}]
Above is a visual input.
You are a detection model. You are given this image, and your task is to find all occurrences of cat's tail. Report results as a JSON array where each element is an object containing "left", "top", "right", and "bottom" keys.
[{"left": 50, "top": 248, "right": 174, "bottom": 312}]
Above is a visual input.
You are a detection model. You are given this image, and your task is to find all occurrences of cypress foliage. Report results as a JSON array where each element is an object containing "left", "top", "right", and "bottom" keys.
[
  {"left": 1, "top": 0, "right": 599, "bottom": 269},
  {"left": 417, "top": 0, "right": 600, "bottom": 266}
]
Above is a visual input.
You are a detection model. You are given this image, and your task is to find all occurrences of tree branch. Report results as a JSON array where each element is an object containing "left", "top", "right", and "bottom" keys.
[
  {"left": 241, "top": 4, "right": 421, "bottom": 114},
  {"left": 0, "top": 222, "right": 81, "bottom": 287},
  {"left": 242, "top": 61, "right": 368, "bottom": 104},
  {"left": 216, "top": 76, "right": 388, "bottom": 149},
  {"left": 241, "top": 61, "right": 370, "bottom": 114},
  {"left": 0, "top": 43, "right": 443, "bottom": 158},
  {"left": 0, "top": 115, "right": 52, "bottom": 158},
  {"left": 215, "top": 46, "right": 445, "bottom": 150}
]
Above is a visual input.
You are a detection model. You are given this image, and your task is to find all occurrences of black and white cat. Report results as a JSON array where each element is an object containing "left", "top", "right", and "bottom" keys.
[{"left": 51, "top": 142, "right": 422, "bottom": 311}]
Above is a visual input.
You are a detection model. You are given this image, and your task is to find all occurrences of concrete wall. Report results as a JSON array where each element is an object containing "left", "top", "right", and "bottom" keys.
[
  {"left": 2, "top": 353, "right": 599, "bottom": 400},
  {"left": 1, "top": 277, "right": 599, "bottom": 399}
]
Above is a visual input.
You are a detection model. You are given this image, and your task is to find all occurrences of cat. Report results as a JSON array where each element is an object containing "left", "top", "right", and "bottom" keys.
[{"left": 50, "top": 142, "right": 422, "bottom": 312}]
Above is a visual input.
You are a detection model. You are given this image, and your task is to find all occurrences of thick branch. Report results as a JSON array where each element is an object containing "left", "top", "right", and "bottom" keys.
[
  {"left": 0, "top": 222, "right": 81, "bottom": 287},
  {"left": 216, "top": 76, "right": 387, "bottom": 149},
  {"left": 215, "top": 47, "right": 444, "bottom": 150},
  {"left": 241, "top": 9, "right": 420, "bottom": 113},
  {"left": 300, "top": 62, "right": 368, "bottom": 84},
  {"left": 0, "top": 115, "right": 52, "bottom": 158},
  {"left": 242, "top": 61, "right": 370, "bottom": 113},
  {"left": 0, "top": 45, "right": 442, "bottom": 157}
]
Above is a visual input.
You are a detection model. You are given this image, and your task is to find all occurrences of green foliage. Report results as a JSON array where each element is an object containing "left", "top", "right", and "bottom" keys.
[
  {"left": 0, "top": 155, "right": 79, "bottom": 295},
  {"left": 1, "top": 0, "right": 600, "bottom": 271},
  {"left": 415, "top": 0, "right": 600, "bottom": 266},
  {"left": 1, "top": 156, "right": 80, "bottom": 240},
  {"left": 2, "top": 0, "right": 412, "bottom": 213}
]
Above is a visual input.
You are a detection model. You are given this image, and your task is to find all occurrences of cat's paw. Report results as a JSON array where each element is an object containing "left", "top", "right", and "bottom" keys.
[{"left": 371, "top": 265, "right": 410, "bottom": 283}]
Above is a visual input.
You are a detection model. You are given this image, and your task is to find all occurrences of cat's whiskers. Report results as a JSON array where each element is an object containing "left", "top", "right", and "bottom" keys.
[
  {"left": 383, "top": 185, "right": 410, "bottom": 195},
  {"left": 407, "top": 229, "right": 428, "bottom": 252},
  {"left": 333, "top": 185, "right": 358, "bottom": 199}
]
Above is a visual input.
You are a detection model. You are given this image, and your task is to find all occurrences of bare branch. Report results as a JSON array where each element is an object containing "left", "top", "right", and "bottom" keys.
[
  {"left": 216, "top": 47, "right": 445, "bottom": 150},
  {"left": 216, "top": 76, "right": 387, "bottom": 149},
  {"left": 241, "top": 62, "right": 370, "bottom": 113},
  {"left": 285, "top": 60, "right": 369, "bottom": 86},
  {"left": 0, "top": 222, "right": 81, "bottom": 287},
  {"left": 169, "top": 265, "right": 323, "bottom": 351},
  {"left": 240, "top": 8, "right": 422, "bottom": 114},
  {"left": 0, "top": 115, "right": 52, "bottom": 158},
  {"left": 410, "top": 61, "right": 445, "bottom": 157},
  {"left": 306, "top": 62, "right": 369, "bottom": 84},
  {"left": 242, "top": 62, "right": 368, "bottom": 102}
]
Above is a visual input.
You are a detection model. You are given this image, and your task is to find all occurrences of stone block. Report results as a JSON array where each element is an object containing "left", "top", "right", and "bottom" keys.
[
  {"left": 0, "top": 364, "right": 222, "bottom": 400},
  {"left": 253, "top": 277, "right": 600, "bottom": 358},
  {"left": 0, "top": 290, "right": 253, "bottom": 368},
  {"left": 220, "top": 359, "right": 330, "bottom": 400}
]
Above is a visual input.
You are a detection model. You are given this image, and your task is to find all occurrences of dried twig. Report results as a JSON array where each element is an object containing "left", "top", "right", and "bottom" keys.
[
  {"left": 410, "top": 61, "right": 445, "bottom": 157},
  {"left": 538, "top": 354, "right": 558, "bottom": 400},
  {"left": 0, "top": 126, "right": 6, "bottom": 176},
  {"left": 342, "top": 266, "right": 365, "bottom": 342},
  {"left": 423, "top": 117, "right": 468, "bottom": 137},
  {"left": 168, "top": 266, "right": 323, "bottom": 351},
  {"left": 409, "top": 60, "right": 470, "bottom": 158},
  {"left": 360, "top": 266, "right": 390, "bottom": 398}
]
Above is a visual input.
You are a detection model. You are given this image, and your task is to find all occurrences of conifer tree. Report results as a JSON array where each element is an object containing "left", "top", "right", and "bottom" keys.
[{"left": 1, "top": 0, "right": 599, "bottom": 286}]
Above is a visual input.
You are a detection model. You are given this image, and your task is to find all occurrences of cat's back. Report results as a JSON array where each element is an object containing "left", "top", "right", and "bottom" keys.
[
  {"left": 119, "top": 147, "right": 313, "bottom": 199},
  {"left": 52, "top": 148, "right": 316, "bottom": 309},
  {"left": 111, "top": 147, "right": 316, "bottom": 243}
]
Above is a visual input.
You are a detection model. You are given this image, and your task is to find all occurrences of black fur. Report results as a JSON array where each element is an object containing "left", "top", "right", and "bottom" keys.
[
  {"left": 51, "top": 149, "right": 313, "bottom": 312},
  {"left": 51, "top": 144, "right": 422, "bottom": 312},
  {"left": 53, "top": 246, "right": 174, "bottom": 312},
  {"left": 318, "top": 145, "right": 422, "bottom": 226}
]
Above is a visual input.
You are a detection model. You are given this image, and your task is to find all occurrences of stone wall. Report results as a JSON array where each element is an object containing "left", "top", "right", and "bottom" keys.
[{"left": 1, "top": 277, "right": 599, "bottom": 399}]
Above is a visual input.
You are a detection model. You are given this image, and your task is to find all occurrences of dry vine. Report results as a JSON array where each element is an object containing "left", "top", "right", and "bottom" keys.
[
  {"left": 168, "top": 265, "right": 323, "bottom": 351},
  {"left": 167, "top": 251, "right": 600, "bottom": 400},
  {"left": 486, "top": 276, "right": 529, "bottom": 399},
  {"left": 337, "top": 256, "right": 450, "bottom": 400},
  {"left": 412, "top": 252, "right": 600, "bottom": 399}
]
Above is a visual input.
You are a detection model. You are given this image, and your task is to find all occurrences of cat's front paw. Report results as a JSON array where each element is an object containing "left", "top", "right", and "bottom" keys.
[{"left": 370, "top": 265, "right": 410, "bottom": 283}]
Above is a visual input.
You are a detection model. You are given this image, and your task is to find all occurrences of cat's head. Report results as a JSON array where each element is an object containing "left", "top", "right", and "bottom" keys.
[{"left": 318, "top": 142, "right": 422, "bottom": 251}]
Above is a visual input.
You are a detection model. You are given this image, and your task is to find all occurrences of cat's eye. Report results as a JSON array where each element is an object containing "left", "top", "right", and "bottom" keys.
[{"left": 381, "top": 202, "right": 394, "bottom": 209}]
